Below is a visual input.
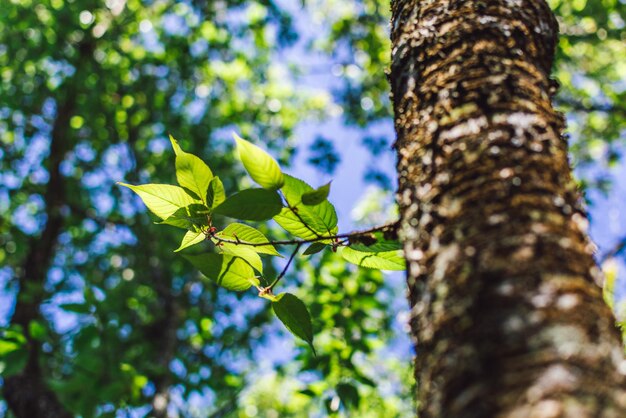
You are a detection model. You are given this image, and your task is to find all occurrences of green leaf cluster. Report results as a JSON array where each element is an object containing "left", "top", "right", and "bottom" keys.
[{"left": 120, "top": 134, "right": 405, "bottom": 351}]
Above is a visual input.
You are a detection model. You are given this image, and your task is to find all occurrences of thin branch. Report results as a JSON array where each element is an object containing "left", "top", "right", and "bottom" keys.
[
  {"left": 556, "top": 97, "right": 626, "bottom": 117},
  {"left": 600, "top": 237, "right": 626, "bottom": 263},
  {"left": 67, "top": 202, "right": 128, "bottom": 228},
  {"left": 279, "top": 190, "right": 323, "bottom": 239},
  {"left": 267, "top": 243, "right": 302, "bottom": 291},
  {"left": 210, "top": 221, "right": 398, "bottom": 248}
]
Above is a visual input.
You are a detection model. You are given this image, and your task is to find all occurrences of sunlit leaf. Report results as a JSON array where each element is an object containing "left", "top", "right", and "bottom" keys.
[
  {"left": 170, "top": 135, "right": 214, "bottom": 203},
  {"left": 272, "top": 293, "right": 314, "bottom": 352},
  {"left": 301, "top": 182, "right": 331, "bottom": 206},
  {"left": 218, "top": 243, "right": 263, "bottom": 272},
  {"left": 340, "top": 246, "right": 405, "bottom": 271},
  {"left": 206, "top": 176, "right": 226, "bottom": 209},
  {"left": 274, "top": 174, "right": 338, "bottom": 239},
  {"left": 349, "top": 240, "right": 402, "bottom": 253},
  {"left": 214, "top": 189, "right": 283, "bottom": 221},
  {"left": 158, "top": 204, "right": 210, "bottom": 230},
  {"left": 0, "top": 340, "right": 21, "bottom": 357},
  {"left": 118, "top": 183, "right": 200, "bottom": 220},
  {"left": 183, "top": 253, "right": 259, "bottom": 291},
  {"left": 602, "top": 260, "right": 617, "bottom": 309},
  {"left": 174, "top": 230, "right": 206, "bottom": 252},
  {"left": 234, "top": 133, "right": 284, "bottom": 190},
  {"left": 216, "top": 223, "right": 281, "bottom": 256}
]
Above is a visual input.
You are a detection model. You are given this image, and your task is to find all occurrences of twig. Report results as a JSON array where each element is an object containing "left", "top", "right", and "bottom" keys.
[
  {"left": 280, "top": 190, "right": 323, "bottom": 239},
  {"left": 267, "top": 243, "right": 302, "bottom": 291},
  {"left": 556, "top": 97, "right": 626, "bottom": 117},
  {"left": 211, "top": 221, "right": 398, "bottom": 248},
  {"left": 600, "top": 237, "right": 626, "bottom": 263}
]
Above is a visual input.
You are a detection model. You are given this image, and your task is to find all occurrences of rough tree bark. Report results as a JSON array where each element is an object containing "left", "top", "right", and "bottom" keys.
[{"left": 390, "top": 0, "right": 626, "bottom": 417}]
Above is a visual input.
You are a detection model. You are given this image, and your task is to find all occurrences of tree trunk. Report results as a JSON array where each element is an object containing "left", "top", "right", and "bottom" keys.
[
  {"left": 3, "top": 91, "right": 74, "bottom": 418},
  {"left": 1, "top": 36, "right": 96, "bottom": 418},
  {"left": 390, "top": 0, "right": 626, "bottom": 417}
]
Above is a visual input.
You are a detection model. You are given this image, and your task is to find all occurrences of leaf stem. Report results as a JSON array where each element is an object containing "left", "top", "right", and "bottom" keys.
[
  {"left": 210, "top": 221, "right": 398, "bottom": 248},
  {"left": 279, "top": 190, "right": 323, "bottom": 239},
  {"left": 268, "top": 242, "right": 302, "bottom": 290}
]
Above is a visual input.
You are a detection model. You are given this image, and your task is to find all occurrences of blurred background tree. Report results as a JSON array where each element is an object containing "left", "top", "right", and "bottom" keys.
[{"left": 0, "top": 0, "right": 624, "bottom": 417}]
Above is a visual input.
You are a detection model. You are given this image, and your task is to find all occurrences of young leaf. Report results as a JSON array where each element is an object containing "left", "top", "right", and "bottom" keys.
[
  {"left": 174, "top": 230, "right": 206, "bottom": 252},
  {"left": 170, "top": 135, "right": 214, "bottom": 203},
  {"left": 349, "top": 240, "right": 402, "bottom": 253},
  {"left": 272, "top": 293, "right": 314, "bottom": 352},
  {"left": 183, "top": 253, "right": 259, "bottom": 291},
  {"left": 169, "top": 134, "right": 184, "bottom": 154},
  {"left": 213, "top": 189, "right": 282, "bottom": 221},
  {"left": 118, "top": 183, "right": 200, "bottom": 220},
  {"left": 274, "top": 175, "right": 338, "bottom": 239},
  {"left": 206, "top": 176, "right": 226, "bottom": 209},
  {"left": 340, "top": 246, "right": 405, "bottom": 271},
  {"left": 218, "top": 243, "right": 263, "bottom": 273},
  {"left": 603, "top": 260, "right": 617, "bottom": 309},
  {"left": 303, "top": 242, "right": 327, "bottom": 256},
  {"left": 233, "top": 133, "right": 284, "bottom": 190},
  {"left": 336, "top": 383, "right": 360, "bottom": 409},
  {"left": 216, "top": 223, "right": 281, "bottom": 256},
  {"left": 301, "top": 182, "right": 331, "bottom": 206},
  {"left": 158, "top": 204, "right": 209, "bottom": 230}
]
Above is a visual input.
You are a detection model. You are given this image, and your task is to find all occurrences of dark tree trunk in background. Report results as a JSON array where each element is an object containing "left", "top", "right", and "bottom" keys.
[
  {"left": 2, "top": 39, "right": 96, "bottom": 418},
  {"left": 390, "top": 0, "right": 626, "bottom": 416},
  {"left": 3, "top": 90, "right": 75, "bottom": 418}
]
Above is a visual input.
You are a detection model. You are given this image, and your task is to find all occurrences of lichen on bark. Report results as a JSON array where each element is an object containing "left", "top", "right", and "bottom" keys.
[{"left": 390, "top": 0, "right": 626, "bottom": 416}]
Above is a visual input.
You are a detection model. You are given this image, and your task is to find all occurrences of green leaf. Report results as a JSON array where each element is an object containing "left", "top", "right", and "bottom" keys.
[
  {"left": 158, "top": 204, "right": 210, "bottom": 230},
  {"left": 218, "top": 243, "right": 263, "bottom": 272},
  {"left": 183, "top": 253, "right": 259, "bottom": 291},
  {"left": 303, "top": 242, "right": 327, "bottom": 256},
  {"left": 234, "top": 133, "right": 284, "bottom": 190},
  {"left": 119, "top": 183, "right": 200, "bottom": 220},
  {"left": 174, "top": 230, "right": 206, "bottom": 252},
  {"left": 336, "top": 382, "right": 360, "bottom": 409},
  {"left": 28, "top": 320, "right": 47, "bottom": 341},
  {"left": 213, "top": 189, "right": 282, "bottom": 221},
  {"left": 169, "top": 134, "right": 184, "bottom": 155},
  {"left": 340, "top": 246, "right": 406, "bottom": 271},
  {"left": 273, "top": 208, "right": 326, "bottom": 241},
  {"left": 272, "top": 293, "right": 314, "bottom": 352},
  {"left": 0, "top": 340, "right": 21, "bottom": 356},
  {"left": 1, "top": 328, "right": 26, "bottom": 345},
  {"left": 0, "top": 349, "right": 28, "bottom": 377},
  {"left": 170, "top": 136, "right": 214, "bottom": 203},
  {"left": 216, "top": 223, "right": 281, "bottom": 256},
  {"left": 603, "top": 261, "right": 617, "bottom": 309},
  {"left": 301, "top": 182, "right": 331, "bottom": 206},
  {"left": 59, "top": 303, "right": 92, "bottom": 314},
  {"left": 206, "top": 176, "right": 226, "bottom": 209},
  {"left": 274, "top": 175, "right": 338, "bottom": 239},
  {"left": 349, "top": 240, "right": 402, "bottom": 253}
]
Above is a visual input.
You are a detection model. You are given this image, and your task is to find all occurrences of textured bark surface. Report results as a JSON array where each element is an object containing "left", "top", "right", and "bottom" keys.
[{"left": 390, "top": 0, "right": 626, "bottom": 417}]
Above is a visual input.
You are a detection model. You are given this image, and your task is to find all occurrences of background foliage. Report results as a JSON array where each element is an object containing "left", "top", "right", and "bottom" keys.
[{"left": 0, "top": 0, "right": 624, "bottom": 417}]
